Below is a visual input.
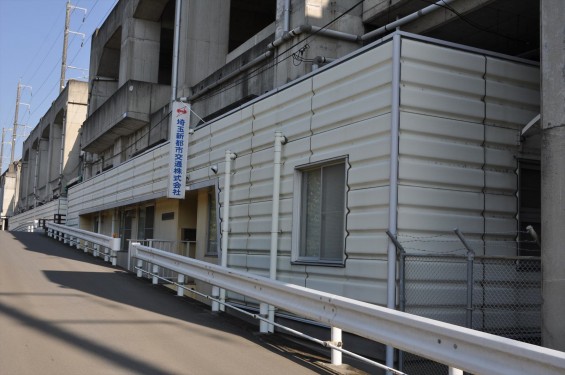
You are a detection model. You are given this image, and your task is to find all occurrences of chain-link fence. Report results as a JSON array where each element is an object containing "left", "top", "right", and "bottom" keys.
[{"left": 393, "top": 232, "right": 542, "bottom": 375}]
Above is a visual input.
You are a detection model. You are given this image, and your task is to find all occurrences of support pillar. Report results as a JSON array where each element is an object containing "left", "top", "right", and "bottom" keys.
[{"left": 540, "top": 0, "right": 565, "bottom": 351}]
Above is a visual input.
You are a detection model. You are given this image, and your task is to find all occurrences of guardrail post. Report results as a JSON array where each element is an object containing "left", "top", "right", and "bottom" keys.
[
  {"left": 136, "top": 259, "right": 143, "bottom": 278},
  {"left": 331, "top": 327, "right": 343, "bottom": 365},
  {"left": 449, "top": 367, "right": 463, "bottom": 375},
  {"left": 76, "top": 237, "right": 81, "bottom": 249},
  {"left": 84, "top": 241, "right": 89, "bottom": 253},
  {"left": 177, "top": 274, "right": 184, "bottom": 296},
  {"left": 111, "top": 251, "right": 117, "bottom": 266},
  {"left": 211, "top": 286, "right": 220, "bottom": 312},
  {"left": 152, "top": 264, "right": 159, "bottom": 285},
  {"left": 259, "top": 303, "right": 269, "bottom": 333},
  {"left": 94, "top": 244, "right": 99, "bottom": 258},
  {"left": 104, "top": 247, "right": 110, "bottom": 262}
]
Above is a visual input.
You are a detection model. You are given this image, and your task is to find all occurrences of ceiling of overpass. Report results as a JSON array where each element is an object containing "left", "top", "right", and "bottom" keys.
[{"left": 365, "top": 0, "right": 540, "bottom": 60}]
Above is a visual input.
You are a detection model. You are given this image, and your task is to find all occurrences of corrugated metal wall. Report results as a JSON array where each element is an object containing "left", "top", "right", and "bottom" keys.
[
  {"left": 8, "top": 198, "right": 67, "bottom": 230},
  {"left": 188, "top": 42, "right": 394, "bottom": 305},
  {"left": 66, "top": 143, "right": 169, "bottom": 227},
  {"left": 397, "top": 39, "right": 539, "bottom": 255}
]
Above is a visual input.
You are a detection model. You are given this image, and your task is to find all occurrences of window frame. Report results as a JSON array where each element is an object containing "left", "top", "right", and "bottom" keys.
[{"left": 291, "top": 157, "right": 348, "bottom": 266}]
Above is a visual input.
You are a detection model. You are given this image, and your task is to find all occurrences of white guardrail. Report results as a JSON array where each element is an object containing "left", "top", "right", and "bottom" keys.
[
  {"left": 131, "top": 243, "right": 565, "bottom": 375},
  {"left": 47, "top": 222, "right": 121, "bottom": 266}
]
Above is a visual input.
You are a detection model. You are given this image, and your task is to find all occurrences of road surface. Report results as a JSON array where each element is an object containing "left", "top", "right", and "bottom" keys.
[{"left": 0, "top": 231, "right": 332, "bottom": 375}]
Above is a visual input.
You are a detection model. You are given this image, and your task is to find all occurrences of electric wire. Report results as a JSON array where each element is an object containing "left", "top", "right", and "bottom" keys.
[{"left": 191, "top": 0, "right": 365, "bottom": 104}]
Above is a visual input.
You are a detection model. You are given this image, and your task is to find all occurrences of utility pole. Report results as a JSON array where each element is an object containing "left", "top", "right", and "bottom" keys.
[
  {"left": 10, "top": 82, "right": 22, "bottom": 164},
  {"left": 9, "top": 81, "right": 32, "bottom": 166},
  {"left": 60, "top": 0, "right": 87, "bottom": 92},
  {"left": 60, "top": 0, "right": 71, "bottom": 93}
]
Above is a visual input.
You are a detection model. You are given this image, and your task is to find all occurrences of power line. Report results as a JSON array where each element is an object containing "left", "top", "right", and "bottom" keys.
[{"left": 192, "top": 0, "right": 365, "bottom": 104}]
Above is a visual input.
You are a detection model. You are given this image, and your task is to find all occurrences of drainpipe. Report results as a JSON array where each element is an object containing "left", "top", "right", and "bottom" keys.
[
  {"left": 58, "top": 111, "right": 67, "bottom": 191},
  {"left": 261, "top": 131, "right": 286, "bottom": 333},
  {"left": 361, "top": 0, "right": 457, "bottom": 41},
  {"left": 170, "top": 0, "right": 181, "bottom": 103},
  {"left": 268, "top": 24, "right": 359, "bottom": 50},
  {"left": 283, "top": 0, "right": 290, "bottom": 32},
  {"left": 385, "top": 33, "right": 401, "bottom": 373},
  {"left": 219, "top": 150, "right": 237, "bottom": 311},
  {"left": 312, "top": 56, "right": 336, "bottom": 71},
  {"left": 33, "top": 142, "right": 40, "bottom": 207}
]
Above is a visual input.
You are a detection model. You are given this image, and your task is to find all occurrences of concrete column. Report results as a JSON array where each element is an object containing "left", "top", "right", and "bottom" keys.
[
  {"left": 177, "top": 0, "right": 231, "bottom": 93},
  {"left": 540, "top": 0, "right": 565, "bottom": 351},
  {"left": 119, "top": 15, "right": 161, "bottom": 86},
  {"left": 49, "top": 123, "right": 63, "bottom": 193},
  {"left": 37, "top": 138, "right": 49, "bottom": 201}
]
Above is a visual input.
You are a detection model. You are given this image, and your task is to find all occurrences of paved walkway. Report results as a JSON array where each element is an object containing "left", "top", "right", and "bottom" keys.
[{"left": 0, "top": 231, "right": 333, "bottom": 375}]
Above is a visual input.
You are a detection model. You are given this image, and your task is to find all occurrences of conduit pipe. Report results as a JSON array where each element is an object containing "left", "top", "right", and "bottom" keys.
[
  {"left": 361, "top": 0, "right": 457, "bottom": 41},
  {"left": 268, "top": 24, "right": 360, "bottom": 50},
  {"left": 283, "top": 0, "right": 290, "bottom": 33},
  {"left": 170, "top": 0, "right": 181, "bottom": 102},
  {"left": 219, "top": 150, "right": 237, "bottom": 311},
  {"left": 58, "top": 112, "right": 67, "bottom": 188},
  {"left": 385, "top": 32, "right": 401, "bottom": 372},
  {"left": 261, "top": 131, "right": 286, "bottom": 333},
  {"left": 33, "top": 142, "right": 40, "bottom": 207}
]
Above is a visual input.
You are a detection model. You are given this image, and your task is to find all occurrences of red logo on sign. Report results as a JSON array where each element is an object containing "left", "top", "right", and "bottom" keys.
[{"left": 177, "top": 107, "right": 188, "bottom": 115}]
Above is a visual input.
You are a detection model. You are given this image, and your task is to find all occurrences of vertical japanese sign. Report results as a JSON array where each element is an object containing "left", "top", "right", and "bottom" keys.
[{"left": 167, "top": 101, "right": 189, "bottom": 199}]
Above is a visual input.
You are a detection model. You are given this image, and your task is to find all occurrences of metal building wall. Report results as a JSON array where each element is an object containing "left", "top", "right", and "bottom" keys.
[
  {"left": 66, "top": 143, "right": 170, "bottom": 228},
  {"left": 187, "top": 41, "right": 394, "bottom": 305},
  {"left": 397, "top": 38, "right": 539, "bottom": 255}
]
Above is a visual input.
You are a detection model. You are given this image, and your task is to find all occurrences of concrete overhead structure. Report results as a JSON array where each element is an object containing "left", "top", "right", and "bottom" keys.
[
  {"left": 8, "top": 80, "right": 87, "bottom": 230},
  {"left": 0, "top": 162, "right": 21, "bottom": 230}
]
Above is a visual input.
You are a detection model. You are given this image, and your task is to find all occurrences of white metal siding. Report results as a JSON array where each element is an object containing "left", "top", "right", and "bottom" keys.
[
  {"left": 8, "top": 198, "right": 67, "bottom": 230},
  {"left": 398, "top": 39, "right": 539, "bottom": 256},
  {"left": 187, "top": 42, "right": 394, "bottom": 304},
  {"left": 66, "top": 143, "right": 169, "bottom": 226}
]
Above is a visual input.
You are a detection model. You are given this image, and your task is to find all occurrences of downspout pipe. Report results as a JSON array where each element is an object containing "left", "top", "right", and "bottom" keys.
[
  {"left": 283, "top": 0, "right": 290, "bottom": 33},
  {"left": 33, "top": 143, "right": 40, "bottom": 207},
  {"left": 170, "top": 0, "right": 181, "bottom": 103},
  {"left": 58, "top": 111, "right": 67, "bottom": 189},
  {"left": 219, "top": 150, "right": 237, "bottom": 311},
  {"left": 361, "top": 0, "right": 457, "bottom": 41},
  {"left": 386, "top": 32, "right": 401, "bottom": 373},
  {"left": 261, "top": 131, "right": 286, "bottom": 333}
]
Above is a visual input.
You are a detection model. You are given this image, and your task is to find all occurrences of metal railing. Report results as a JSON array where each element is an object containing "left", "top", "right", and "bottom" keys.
[
  {"left": 127, "top": 239, "right": 196, "bottom": 281},
  {"left": 130, "top": 242, "right": 565, "bottom": 375},
  {"left": 46, "top": 222, "right": 121, "bottom": 265}
]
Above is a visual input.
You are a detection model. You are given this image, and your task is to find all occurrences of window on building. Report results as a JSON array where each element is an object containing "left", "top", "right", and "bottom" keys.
[
  {"left": 137, "top": 205, "right": 155, "bottom": 240},
  {"left": 293, "top": 159, "right": 347, "bottom": 265},
  {"left": 206, "top": 187, "right": 218, "bottom": 256},
  {"left": 518, "top": 160, "right": 541, "bottom": 256}
]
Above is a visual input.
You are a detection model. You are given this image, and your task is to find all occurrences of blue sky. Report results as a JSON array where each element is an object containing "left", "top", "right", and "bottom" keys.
[{"left": 0, "top": 0, "right": 117, "bottom": 173}]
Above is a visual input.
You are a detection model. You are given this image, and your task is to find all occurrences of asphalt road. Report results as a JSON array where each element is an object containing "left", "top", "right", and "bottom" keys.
[{"left": 0, "top": 231, "right": 329, "bottom": 375}]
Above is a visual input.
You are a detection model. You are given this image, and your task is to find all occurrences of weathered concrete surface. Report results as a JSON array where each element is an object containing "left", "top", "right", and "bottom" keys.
[{"left": 0, "top": 231, "right": 328, "bottom": 375}]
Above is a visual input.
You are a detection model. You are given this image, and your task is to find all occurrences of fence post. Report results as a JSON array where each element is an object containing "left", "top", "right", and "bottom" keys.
[
  {"left": 454, "top": 228, "right": 475, "bottom": 329},
  {"left": 386, "top": 230, "right": 406, "bottom": 372},
  {"left": 152, "top": 264, "right": 159, "bottom": 285},
  {"left": 331, "top": 327, "right": 343, "bottom": 365},
  {"left": 177, "top": 274, "right": 185, "bottom": 296}
]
